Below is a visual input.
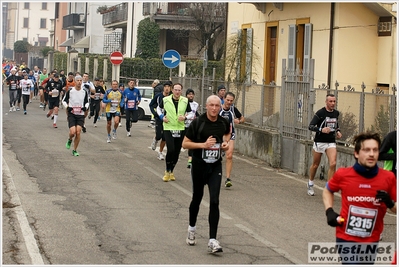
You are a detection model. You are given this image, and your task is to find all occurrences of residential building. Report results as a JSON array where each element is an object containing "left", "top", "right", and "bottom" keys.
[
  {"left": 100, "top": 2, "right": 226, "bottom": 60},
  {"left": 226, "top": 2, "right": 397, "bottom": 94},
  {"left": 2, "top": 2, "right": 55, "bottom": 63},
  {"left": 59, "top": 3, "right": 115, "bottom": 54}
]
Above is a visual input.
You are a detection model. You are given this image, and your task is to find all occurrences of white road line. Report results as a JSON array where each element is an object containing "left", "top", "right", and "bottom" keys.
[
  {"left": 235, "top": 223, "right": 303, "bottom": 264},
  {"left": 3, "top": 157, "right": 44, "bottom": 265}
]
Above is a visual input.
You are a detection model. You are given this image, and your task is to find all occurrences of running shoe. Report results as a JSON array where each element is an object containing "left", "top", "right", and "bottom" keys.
[
  {"left": 66, "top": 139, "right": 72, "bottom": 149},
  {"left": 157, "top": 152, "right": 164, "bottom": 160},
  {"left": 186, "top": 230, "right": 196, "bottom": 246},
  {"left": 82, "top": 126, "right": 86, "bottom": 133},
  {"left": 43, "top": 104, "right": 46, "bottom": 111},
  {"left": 187, "top": 160, "right": 192, "bottom": 169},
  {"left": 72, "top": 150, "right": 79, "bottom": 156},
  {"left": 93, "top": 123, "right": 97, "bottom": 128},
  {"left": 127, "top": 132, "right": 131, "bottom": 137},
  {"left": 40, "top": 103, "right": 43, "bottom": 108},
  {"left": 9, "top": 107, "right": 12, "bottom": 112},
  {"left": 169, "top": 172, "right": 175, "bottom": 181},
  {"left": 208, "top": 239, "right": 223, "bottom": 253},
  {"left": 163, "top": 171, "right": 170, "bottom": 182},
  {"left": 151, "top": 139, "right": 158, "bottom": 150},
  {"left": 51, "top": 116, "right": 54, "bottom": 120},
  {"left": 112, "top": 129, "right": 117, "bottom": 139},
  {"left": 118, "top": 122, "right": 122, "bottom": 127},
  {"left": 46, "top": 112, "right": 51, "bottom": 118},
  {"left": 16, "top": 107, "right": 20, "bottom": 111},
  {"left": 12, "top": 106, "right": 16, "bottom": 112},
  {"left": 307, "top": 183, "right": 315, "bottom": 196},
  {"left": 225, "top": 178, "right": 232, "bottom": 188},
  {"left": 24, "top": 110, "right": 27, "bottom": 115},
  {"left": 88, "top": 115, "right": 92, "bottom": 119},
  {"left": 107, "top": 135, "right": 111, "bottom": 143},
  {"left": 53, "top": 123, "right": 57, "bottom": 128}
]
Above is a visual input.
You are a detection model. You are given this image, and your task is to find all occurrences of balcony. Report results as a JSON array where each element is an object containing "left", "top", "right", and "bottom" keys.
[
  {"left": 102, "top": 3, "right": 128, "bottom": 28},
  {"left": 62, "top": 13, "right": 84, "bottom": 30}
]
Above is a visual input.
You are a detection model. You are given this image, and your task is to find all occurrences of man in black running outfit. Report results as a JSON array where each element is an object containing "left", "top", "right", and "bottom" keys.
[{"left": 308, "top": 94, "right": 342, "bottom": 196}]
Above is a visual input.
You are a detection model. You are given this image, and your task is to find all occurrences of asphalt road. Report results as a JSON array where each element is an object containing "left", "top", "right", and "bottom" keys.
[{"left": 2, "top": 95, "right": 397, "bottom": 265}]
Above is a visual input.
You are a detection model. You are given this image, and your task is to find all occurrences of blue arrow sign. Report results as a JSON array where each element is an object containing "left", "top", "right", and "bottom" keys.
[{"left": 162, "top": 50, "right": 181, "bottom": 69}]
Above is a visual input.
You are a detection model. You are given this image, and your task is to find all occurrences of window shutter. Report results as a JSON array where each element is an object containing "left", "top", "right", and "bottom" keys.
[
  {"left": 236, "top": 29, "right": 242, "bottom": 81},
  {"left": 288, "top": 24, "right": 297, "bottom": 71},
  {"left": 303, "top": 23, "right": 313, "bottom": 77},
  {"left": 245, "top": 28, "right": 253, "bottom": 84}
]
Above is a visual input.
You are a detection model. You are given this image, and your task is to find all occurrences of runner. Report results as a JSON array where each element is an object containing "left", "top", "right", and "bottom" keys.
[
  {"left": 38, "top": 68, "right": 48, "bottom": 108},
  {"left": 322, "top": 132, "right": 396, "bottom": 264},
  {"left": 149, "top": 81, "right": 172, "bottom": 160},
  {"left": 5, "top": 69, "right": 20, "bottom": 112},
  {"left": 44, "top": 73, "right": 63, "bottom": 128},
  {"left": 122, "top": 79, "right": 141, "bottom": 136},
  {"left": 157, "top": 82, "right": 193, "bottom": 182},
  {"left": 118, "top": 83, "right": 125, "bottom": 127},
  {"left": 19, "top": 72, "right": 34, "bottom": 114},
  {"left": 182, "top": 95, "right": 230, "bottom": 253},
  {"left": 82, "top": 73, "right": 95, "bottom": 133},
  {"left": 184, "top": 88, "right": 200, "bottom": 168},
  {"left": 88, "top": 77, "right": 105, "bottom": 128},
  {"left": 102, "top": 80, "right": 123, "bottom": 143},
  {"left": 62, "top": 75, "right": 89, "bottom": 156},
  {"left": 219, "top": 92, "right": 245, "bottom": 187},
  {"left": 308, "top": 93, "right": 342, "bottom": 195}
]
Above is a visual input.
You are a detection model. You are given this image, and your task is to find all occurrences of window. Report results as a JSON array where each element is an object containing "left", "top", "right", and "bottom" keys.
[
  {"left": 23, "top": 17, "right": 29, "bottom": 28},
  {"left": 40, "top": 18, "right": 46, "bottom": 29},
  {"left": 42, "top": 2, "right": 47, "bottom": 10},
  {"left": 378, "top": 17, "right": 392, "bottom": 37},
  {"left": 24, "top": 3, "right": 29, "bottom": 9}
]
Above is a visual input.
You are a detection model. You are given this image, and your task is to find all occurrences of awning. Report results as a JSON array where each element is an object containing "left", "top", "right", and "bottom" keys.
[
  {"left": 59, "top": 38, "right": 73, "bottom": 47},
  {"left": 71, "top": 35, "right": 90, "bottom": 49}
]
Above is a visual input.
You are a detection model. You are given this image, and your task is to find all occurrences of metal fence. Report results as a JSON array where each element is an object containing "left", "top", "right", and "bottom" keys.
[{"left": 163, "top": 62, "right": 396, "bottom": 143}]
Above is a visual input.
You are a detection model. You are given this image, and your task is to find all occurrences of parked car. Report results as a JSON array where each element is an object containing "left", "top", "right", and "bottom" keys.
[{"left": 136, "top": 86, "right": 154, "bottom": 120}]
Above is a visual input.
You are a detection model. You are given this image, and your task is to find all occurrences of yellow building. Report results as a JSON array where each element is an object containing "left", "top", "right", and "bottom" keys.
[{"left": 226, "top": 2, "right": 397, "bottom": 94}]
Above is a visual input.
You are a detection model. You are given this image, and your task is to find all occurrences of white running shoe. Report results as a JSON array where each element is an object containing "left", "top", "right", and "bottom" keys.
[
  {"left": 107, "top": 136, "right": 111, "bottom": 143},
  {"left": 127, "top": 132, "right": 131, "bottom": 137},
  {"left": 118, "top": 122, "right": 122, "bottom": 127},
  {"left": 12, "top": 106, "right": 16, "bottom": 112},
  {"left": 157, "top": 152, "right": 165, "bottom": 160},
  {"left": 112, "top": 130, "right": 117, "bottom": 139},
  {"left": 186, "top": 230, "right": 196, "bottom": 246},
  {"left": 307, "top": 183, "right": 315, "bottom": 196},
  {"left": 208, "top": 239, "right": 223, "bottom": 253},
  {"left": 93, "top": 124, "right": 97, "bottom": 128},
  {"left": 151, "top": 139, "right": 158, "bottom": 150},
  {"left": 9, "top": 107, "right": 12, "bottom": 112}
]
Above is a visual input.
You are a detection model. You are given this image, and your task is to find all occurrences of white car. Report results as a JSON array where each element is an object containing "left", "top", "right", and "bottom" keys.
[{"left": 137, "top": 86, "right": 154, "bottom": 120}]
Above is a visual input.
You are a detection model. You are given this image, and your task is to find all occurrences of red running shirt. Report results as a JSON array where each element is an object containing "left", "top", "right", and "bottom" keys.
[{"left": 327, "top": 167, "right": 396, "bottom": 242}]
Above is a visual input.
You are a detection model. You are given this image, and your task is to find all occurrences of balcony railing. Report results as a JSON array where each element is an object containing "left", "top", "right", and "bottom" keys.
[
  {"left": 62, "top": 13, "right": 84, "bottom": 30},
  {"left": 102, "top": 3, "right": 128, "bottom": 26}
]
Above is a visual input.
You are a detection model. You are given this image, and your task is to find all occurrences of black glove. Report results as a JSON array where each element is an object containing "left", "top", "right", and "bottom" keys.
[
  {"left": 376, "top": 190, "right": 395, "bottom": 209},
  {"left": 326, "top": 207, "right": 340, "bottom": 227},
  {"left": 82, "top": 107, "right": 87, "bottom": 112},
  {"left": 67, "top": 107, "right": 73, "bottom": 114}
]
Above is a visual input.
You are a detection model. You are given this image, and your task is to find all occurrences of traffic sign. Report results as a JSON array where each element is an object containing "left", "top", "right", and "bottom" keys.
[
  {"left": 162, "top": 50, "right": 181, "bottom": 69},
  {"left": 110, "top": 51, "right": 124, "bottom": 65}
]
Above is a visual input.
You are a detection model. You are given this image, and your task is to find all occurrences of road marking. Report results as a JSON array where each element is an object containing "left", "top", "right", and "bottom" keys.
[
  {"left": 235, "top": 224, "right": 303, "bottom": 264},
  {"left": 3, "top": 157, "right": 44, "bottom": 265}
]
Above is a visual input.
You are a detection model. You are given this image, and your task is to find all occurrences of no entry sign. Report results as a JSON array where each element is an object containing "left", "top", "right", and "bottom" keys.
[{"left": 110, "top": 51, "right": 123, "bottom": 65}]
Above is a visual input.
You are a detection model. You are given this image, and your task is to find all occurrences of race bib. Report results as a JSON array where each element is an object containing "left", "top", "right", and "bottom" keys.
[
  {"left": 72, "top": 106, "right": 82, "bottom": 115},
  {"left": 51, "top": 89, "right": 59, "bottom": 97},
  {"left": 202, "top": 143, "right": 221, "bottom": 163},
  {"left": 11, "top": 83, "right": 16, "bottom": 90},
  {"left": 127, "top": 100, "right": 136, "bottom": 109},
  {"left": 171, "top": 130, "right": 181, "bottom": 138},
  {"left": 345, "top": 205, "right": 377, "bottom": 238},
  {"left": 94, "top": 93, "right": 100, "bottom": 100},
  {"left": 326, "top": 117, "right": 337, "bottom": 132},
  {"left": 110, "top": 100, "right": 119, "bottom": 112}
]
